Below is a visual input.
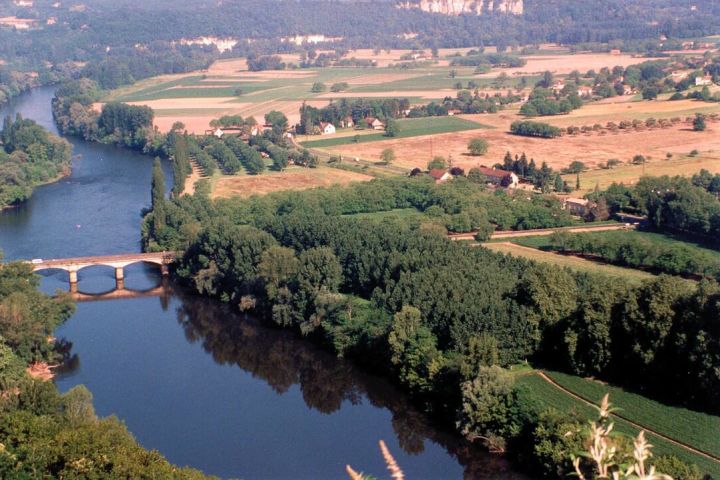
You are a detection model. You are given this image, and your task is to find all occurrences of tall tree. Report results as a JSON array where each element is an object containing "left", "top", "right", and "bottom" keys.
[{"left": 151, "top": 157, "right": 166, "bottom": 231}]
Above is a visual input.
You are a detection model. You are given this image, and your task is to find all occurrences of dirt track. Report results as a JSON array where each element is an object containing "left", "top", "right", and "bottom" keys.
[{"left": 449, "top": 222, "right": 635, "bottom": 241}]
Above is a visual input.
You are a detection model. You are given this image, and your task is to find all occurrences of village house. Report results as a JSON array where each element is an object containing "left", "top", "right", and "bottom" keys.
[
  {"left": 577, "top": 85, "right": 593, "bottom": 97},
  {"left": 250, "top": 124, "right": 273, "bottom": 136},
  {"left": 447, "top": 109, "right": 462, "bottom": 116},
  {"left": 609, "top": 49, "right": 621, "bottom": 55},
  {"left": 563, "top": 197, "right": 593, "bottom": 216},
  {"left": 551, "top": 81, "right": 565, "bottom": 94},
  {"left": 319, "top": 122, "right": 336, "bottom": 135},
  {"left": 429, "top": 169, "right": 453, "bottom": 184},
  {"left": 365, "top": 117, "right": 384, "bottom": 130},
  {"left": 340, "top": 116, "right": 354, "bottom": 129},
  {"left": 670, "top": 70, "right": 690, "bottom": 82},
  {"left": 622, "top": 84, "right": 635, "bottom": 95},
  {"left": 696, "top": 75, "right": 713, "bottom": 86},
  {"left": 476, "top": 167, "right": 519, "bottom": 188}
]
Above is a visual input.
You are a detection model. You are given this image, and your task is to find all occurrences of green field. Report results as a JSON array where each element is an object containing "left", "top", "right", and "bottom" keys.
[
  {"left": 301, "top": 116, "right": 489, "bottom": 148},
  {"left": 516, "top": 373, "right": 720, "bottom": 477},
  {"left": 513, "top": 230, "right": 720, "bottom": 255},
  {"left": 544, "top": 370, "right": 720, "bottom": 459},
  {"left": 108, "top": 66, "right": 452, "bottom": 103}
]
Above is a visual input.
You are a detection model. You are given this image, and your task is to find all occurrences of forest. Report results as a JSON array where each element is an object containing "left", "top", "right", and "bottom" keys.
[
  {"left": 0, "top": 114, "right": 72, "bottom": 209},
  {"left": 594, "top": 175, "right": 720, "bottom": 243},
  {"left": 3, "top": 0, "right": 719, "bottom": 58},
  {"left": 141, "top": 174, "right": 718, "bottom": 477}
]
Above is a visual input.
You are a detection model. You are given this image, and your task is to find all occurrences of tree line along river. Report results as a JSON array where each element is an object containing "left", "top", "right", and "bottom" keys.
[{"left": 0, "top": 87, "right": 525, "bottom": 479}]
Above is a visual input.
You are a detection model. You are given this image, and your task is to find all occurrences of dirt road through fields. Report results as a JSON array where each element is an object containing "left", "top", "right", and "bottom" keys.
[{"left": 449, "top": 222, "right": 635, "bottom": 241}]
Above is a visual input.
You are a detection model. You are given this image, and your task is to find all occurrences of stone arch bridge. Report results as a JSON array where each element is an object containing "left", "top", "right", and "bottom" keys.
[{"left": 29, "top": 252, "right": 178, "bottom": 291}]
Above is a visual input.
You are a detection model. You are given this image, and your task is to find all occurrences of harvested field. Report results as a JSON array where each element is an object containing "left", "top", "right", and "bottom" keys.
[
  {"left": 543, "top": 98, "right": 720, "bottom": 127},
  {"left": 477, "top": 52, "right": 662, "bottom": 78},
  {"left": 326, "top": 108, "right": 720, "bottom": 172},
  {"left": 212, "top": 167, "right": 373, "bottom": 199},
  {"left": 565, "top": 153, "right": 720, "bottom": 193}
]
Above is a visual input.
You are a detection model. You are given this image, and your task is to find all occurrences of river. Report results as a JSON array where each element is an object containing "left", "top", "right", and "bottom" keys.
[{"left": 0, "top": 87, "right": 522, "bottom": 479}]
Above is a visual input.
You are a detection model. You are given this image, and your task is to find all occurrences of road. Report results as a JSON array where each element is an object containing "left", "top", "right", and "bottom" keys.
[{"left": 449, "top": 222, "right": 636, "bottom": 241}]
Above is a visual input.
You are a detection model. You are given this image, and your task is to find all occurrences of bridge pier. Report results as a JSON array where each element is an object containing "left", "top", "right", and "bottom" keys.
[
  {"left": 68, "top": 269, "right": 78, "bottom": 285},
  {"left": 161, "top": 264, "right": 169, "bottom": 276},
  {"left": 115, "top": 267, "right": 124, "bottom": 281}
]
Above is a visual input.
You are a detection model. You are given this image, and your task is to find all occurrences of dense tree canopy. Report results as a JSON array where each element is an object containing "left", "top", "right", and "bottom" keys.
[{"left": 0, "top": 115, "right": 72, "bottom": 208}]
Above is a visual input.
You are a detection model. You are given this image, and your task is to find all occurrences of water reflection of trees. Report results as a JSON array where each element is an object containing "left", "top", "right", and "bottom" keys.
[{"left": 174, "top": 290, "right": 526, "bottom": 480}]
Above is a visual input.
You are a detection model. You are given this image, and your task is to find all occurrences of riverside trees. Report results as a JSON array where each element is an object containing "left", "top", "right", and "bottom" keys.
[{"left": 0, "top": 115, "right": 72, "bottom": 209}]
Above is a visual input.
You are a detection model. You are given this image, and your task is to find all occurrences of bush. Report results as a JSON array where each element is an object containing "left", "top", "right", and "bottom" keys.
[
  {"left": 311, "top": 82, "right": 326, "bottom": 93},
  {"left": 467, "top": 137, "right": 489, "bottom": 156}
]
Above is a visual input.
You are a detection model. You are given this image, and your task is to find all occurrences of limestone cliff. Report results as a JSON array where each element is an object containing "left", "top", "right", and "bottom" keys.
[{"left": 397, "top": 0, "right": 523, "bottom": 16}]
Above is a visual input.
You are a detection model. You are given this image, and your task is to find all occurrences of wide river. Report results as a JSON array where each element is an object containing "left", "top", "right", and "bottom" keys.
[{"left": 0, "top": 87, "right": 523, "bottom": 479}]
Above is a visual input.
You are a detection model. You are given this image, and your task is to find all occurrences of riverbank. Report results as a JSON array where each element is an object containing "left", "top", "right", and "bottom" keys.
[
  {"left": 26, "top": 361, "right": 58, "bottom": 381},
  {"left": 0, "top": 166, "right": 71, "bottom": 212}
]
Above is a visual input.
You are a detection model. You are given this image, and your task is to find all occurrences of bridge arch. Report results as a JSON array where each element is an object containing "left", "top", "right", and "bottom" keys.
[{"left": 28, "top": 252, "right": 177, "bottom": 289}]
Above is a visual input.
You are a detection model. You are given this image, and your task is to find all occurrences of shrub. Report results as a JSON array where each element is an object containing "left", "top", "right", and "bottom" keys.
[{"left": 467, "top": 137, "right": 489, "bottom": 156}]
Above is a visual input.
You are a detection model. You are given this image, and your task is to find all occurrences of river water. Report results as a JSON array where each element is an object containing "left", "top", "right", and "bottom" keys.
[{"left": 0, "top": 87, "right": 522, "bottom": 479}]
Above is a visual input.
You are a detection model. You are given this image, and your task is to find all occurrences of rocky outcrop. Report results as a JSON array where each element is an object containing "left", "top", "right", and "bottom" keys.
[{"left": 397, "top": 0, "right": 523, "bottom": 16}]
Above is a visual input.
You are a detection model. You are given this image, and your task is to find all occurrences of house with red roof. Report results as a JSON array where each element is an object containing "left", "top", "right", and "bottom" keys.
[
  {"left": 429, "top": 169, "right": 452, "bottom": 184},
  {"left": 476, "top": 167, "right": 519, "bottom": 188},
  {"left": 365, "top": 117, "right": 385, "bottom": 130}
]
